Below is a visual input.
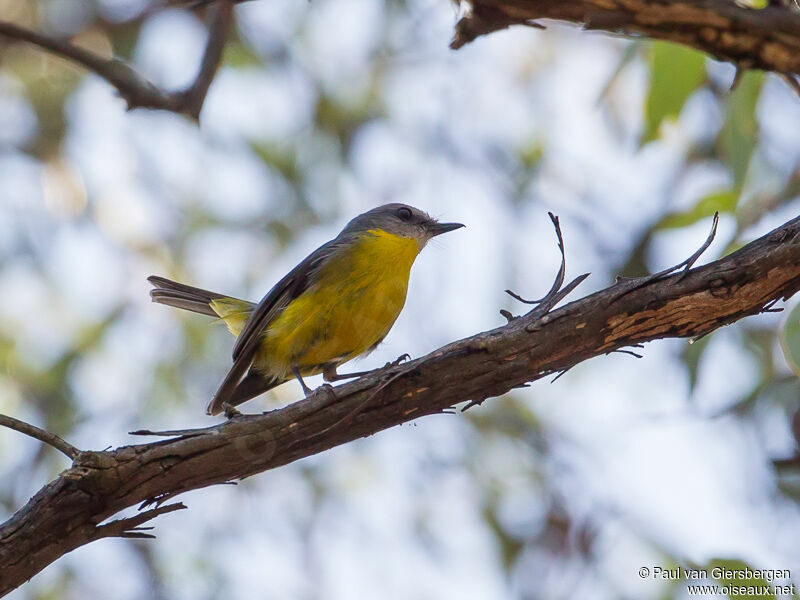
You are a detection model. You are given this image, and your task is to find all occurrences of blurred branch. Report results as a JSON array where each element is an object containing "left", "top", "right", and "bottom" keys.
[
  {"left": 0, "top": 1, "right": 234, "bottom": 119},
  {"left": 452, "top": 0, "right": 800, "bottom": 88},
  {"left": 179, "top": 1, "right": 234, "bottom": 118},
  {"left": 3, "top": 215, "right": 800, "bottom": 594},
  {"left": 0, "top": 413, "right": 79, "bottom": 460}
]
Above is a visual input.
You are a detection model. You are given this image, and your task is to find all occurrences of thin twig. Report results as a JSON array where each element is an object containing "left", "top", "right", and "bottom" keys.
[
  {"left": 0, "top": 20, "right": 178, "bottom": 111},
  {"left": 505, "top": 212, "right": 590, "bottom": 324},
  {"left": 129, "top": 425, "right": 218, "bottom": 438},
  {"left": 760, "top": 297, "right": 784, "bottom": 313},
  {"left": 179, "top": 1, "right": 235, "bottom": 120},
  {"left": 505, "top": 289, "right": 538, "bottom": 304},
  {"left": 460, "top": 396, "right": 485, "bottom": 412},
  {"left": 550, "top": 367, "right": 572, "bottom": 383},
  {"left": 506, "top": 212, "right": 566, "bottom": 306},
  {"left": 528, "top": 273, "right": 591, "bottom": 321},
  {"left": 611, "top": 212, "right": 720, "bottom": 303},
  {"left": 499, "top": 309, "right": 516, "bottom": 323},
  {"left": 94, "top": 503, "right": 187, "bottom": 540},
  {"left": 0, "top": 2, "right": 234, "bottom": 117},
  {"left": 610, "top": 349, "right": 643, "bottom": 358},
  {"left": 0, "top": 413, "right": 80, "bottom": 460}
]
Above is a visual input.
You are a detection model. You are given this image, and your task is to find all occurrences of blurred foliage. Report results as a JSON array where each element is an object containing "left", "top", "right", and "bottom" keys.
[
  {"left": 719, "top": 70, "right": 764, "bottom": 191},
  {"left": 643, "top": 42, "right": 707, "bottom": 144},
  {"left": 781, "top": 303, "right": 800, "bottom": 377},
  {"left": 656, "top": 189, "right": 737, "bottom": 230}
]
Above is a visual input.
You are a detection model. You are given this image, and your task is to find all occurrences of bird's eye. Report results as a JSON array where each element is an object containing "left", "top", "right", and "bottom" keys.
[{"left": 396, "top": 207, "right": 413, "bottom": 221}]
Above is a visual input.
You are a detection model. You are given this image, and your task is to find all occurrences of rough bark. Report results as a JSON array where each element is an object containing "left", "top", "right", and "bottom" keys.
[
  {"left": 452, "top": 0, "right": 800, "bottom": 80},
  {"left": 1, "top": 215, "right": 799, "bottom": 595}
]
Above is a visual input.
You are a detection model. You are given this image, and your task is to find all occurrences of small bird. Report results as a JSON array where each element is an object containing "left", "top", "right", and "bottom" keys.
[{"left": 149, "top": 203, "right": 464, "bottom": 415}]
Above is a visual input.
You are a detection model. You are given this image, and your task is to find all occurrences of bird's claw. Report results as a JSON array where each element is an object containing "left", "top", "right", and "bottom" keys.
[
  {"left": 385, "top": 353, "right": 410, "bottom": 368},
  {"left": 313, "top": 383, "right": 337, "bottom": 403},
  {"left": 223, "top": 403, "right": 244, "bottom": 420}
]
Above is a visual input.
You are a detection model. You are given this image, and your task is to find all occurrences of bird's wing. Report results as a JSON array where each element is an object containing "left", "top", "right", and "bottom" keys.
[{"left": 206, "top": 238, "right": 343, "bottom": 414}]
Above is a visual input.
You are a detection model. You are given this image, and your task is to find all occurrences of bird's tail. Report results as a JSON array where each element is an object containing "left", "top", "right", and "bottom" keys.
[
  {"left": 147, "top": 275, "right": 233, "bottom": 317},
  {"left": 206, "top": 370, "right": 286, "bottom": 415},
  {"left": 148, "top": 273, "right": 255, "bottom": 331}
]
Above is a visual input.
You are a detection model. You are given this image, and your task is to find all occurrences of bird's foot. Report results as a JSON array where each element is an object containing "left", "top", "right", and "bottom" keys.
[
  {"left": 384, "top": 353, "right": 410, "bottom": 369},
  {"left": 320, "top": 354, "right": 410, "bottom": 386},
  {"left": 292, "top": 367, "right": 315, "bottom": 396},
  {"left": 312, "top": 383, "right": 337, "bottom": 404},
  {"left": 223, "top": 403, "right": 244, "bottom": 420}
]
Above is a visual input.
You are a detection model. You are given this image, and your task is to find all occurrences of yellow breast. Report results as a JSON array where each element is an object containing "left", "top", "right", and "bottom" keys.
[{"left": 258, "top": 229, "right": 421, "bottom": 377}]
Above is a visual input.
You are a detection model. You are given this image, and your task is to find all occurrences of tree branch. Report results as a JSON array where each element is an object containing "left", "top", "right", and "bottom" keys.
[
  {"left": 451, "top": 0, "right": 800, "bottom": 84},
  {"left": 0, "top": 0, "right": 234, "bottom": 118},
  {"left": 2, "top": 214, "right": 800, "bottom": 595},
  {"left": 0, "top": 413, "right": 80, "bottom": 460}
]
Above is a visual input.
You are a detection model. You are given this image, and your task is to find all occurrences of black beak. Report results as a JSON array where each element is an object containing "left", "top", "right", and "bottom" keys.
[{"left": 428, "top": 222, "right": 465, "bottom": 237}]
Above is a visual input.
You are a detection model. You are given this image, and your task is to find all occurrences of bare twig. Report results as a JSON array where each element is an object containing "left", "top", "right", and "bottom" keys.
[
  {"left": 178, "top": 0, "right": 234, "bottom": 119},
  {"left": 610, "top": 348, "right": 643, "bottom": 358},
  {"left": 505, "top": 213, "right": 590, "bottom": 321},
  {"left": 550, "top": 367, "right": 572, "bottom": 383},
  {"left": 95, "top": 503, "right": 187, "bottom": 540},
  {"left": 611, "top": 212, "right": 719, "bottom": 303},
  {"left": 760, "top": 298, "right": 784, "bottom": 313},
  {"left": 129, "top": 424, "right": 220, "bottom": 437},
  {"left": 527, "top": 273, "right": 591, "bottom": 321},
  {"left": 506, "top": 213, "right": 567, "bottom": 306},
  {"left": 500, "top": 309, "right": 516, "bottom": 323},
  {"left": 0, "top": 20, "right": 176, "bottom": 110},
  {"left": 653, "top": 211, "right": 720, "bottom": 282},
  {"left": 0, "top": 1, "right": 234, "bottom": 117},
  {"left": 0, "top": 413, "right": 80, "bottom": 460}
]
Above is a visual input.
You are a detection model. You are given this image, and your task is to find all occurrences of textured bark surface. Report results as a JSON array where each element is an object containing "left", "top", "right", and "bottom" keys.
[
  {"left": 2, "top": 215, "right": 800, "bottom": 594},
  {"left": 452, "top": 0, "right": 800, "bottom": 78}
]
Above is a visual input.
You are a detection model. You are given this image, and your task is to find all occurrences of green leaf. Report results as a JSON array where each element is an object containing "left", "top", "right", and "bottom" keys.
[
  {"left": 643, "top": 42, "right": 707, "bottom": 143},
  {"left": 780, "top": 303, "right": 800, "bottom": 376},
  {"left": 707, "top": 559, "right": 778, "bottom": 600},
  {"left": 519, "top": 141, "right": 544, "bottom": 170},
  {"left": 223, "top": 41, "right": 263, "bottom": 68},
  {"left": 718, "top": 70, "right": 764, "bottom": 191},
  {"left": 656, "top": 189, "right": 737, "bottom": 230}
]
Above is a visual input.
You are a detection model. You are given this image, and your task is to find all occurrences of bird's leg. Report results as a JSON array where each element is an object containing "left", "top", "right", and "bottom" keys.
[
  {"left": 293, "top": 366, "right": 336, "bottom": 401},
  {"left": 322, "top": 354, "right": 411, "bottom": 382},
  {"left": 292, "top": 367, "right": 314, "bottom": 396},
  {"left": 323, "top": 364, "right": 369, "bottom": 382},
  {"left": 385, "top": 353, "right": 411, "bottom": 368},
  {"left": 222, "top": 403, "right": 244, "bottom": 419}
]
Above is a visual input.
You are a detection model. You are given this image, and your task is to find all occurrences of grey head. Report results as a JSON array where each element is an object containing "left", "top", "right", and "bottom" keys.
[{"left": 339, "top": 203, "right": 464, "bottom": 248}]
